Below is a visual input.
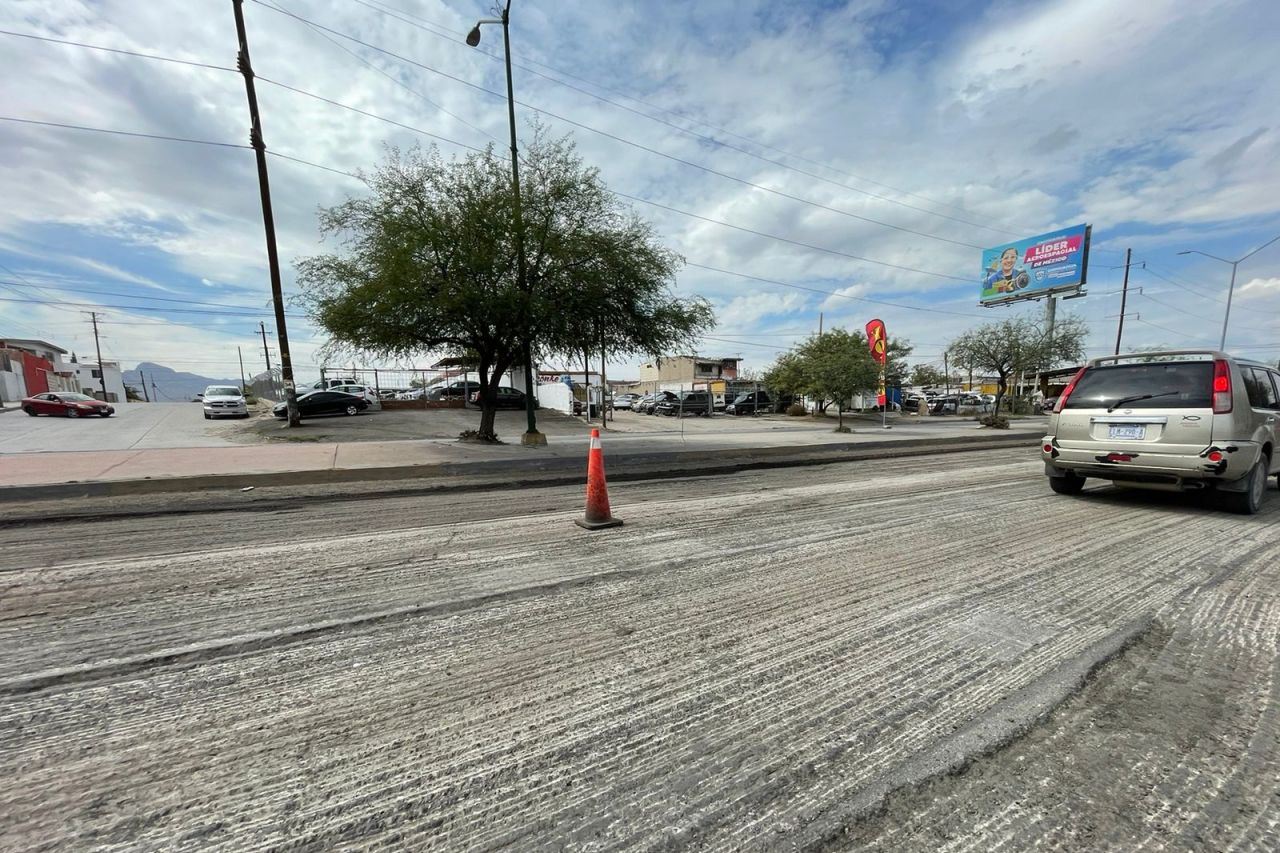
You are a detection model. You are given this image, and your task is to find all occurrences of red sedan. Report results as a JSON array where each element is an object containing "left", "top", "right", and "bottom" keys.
[{"left": 21, "top": 392, "right": 115, "bottom": 418}]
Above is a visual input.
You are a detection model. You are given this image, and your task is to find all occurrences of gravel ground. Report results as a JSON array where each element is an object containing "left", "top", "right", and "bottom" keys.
[{"left": 2, "top": 448, "right": 1277, "bottom": 850}]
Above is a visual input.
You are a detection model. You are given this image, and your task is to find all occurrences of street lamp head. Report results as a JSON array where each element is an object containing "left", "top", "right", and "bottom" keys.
[
  {"left": 1177, "top": 250, "right": 1192, "bottom": 255},
  {"left": 466, "top": 25, "right": 482, "bottom": 46}
]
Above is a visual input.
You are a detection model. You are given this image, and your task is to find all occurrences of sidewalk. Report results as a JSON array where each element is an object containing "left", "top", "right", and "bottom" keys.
[{"left": 0, "top": 415, "right": 1046, "bottom": 500}]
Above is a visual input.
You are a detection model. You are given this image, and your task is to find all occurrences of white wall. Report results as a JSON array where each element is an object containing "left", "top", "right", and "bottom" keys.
[
  {"left": 534, "top": 382, "right": 573, "bottom": 414},
  {"left": 0, "top": 370, "right": 25, "bottom": 402},
  {"left": 75, "top": 362, "right": 128, "bottom": 403}
]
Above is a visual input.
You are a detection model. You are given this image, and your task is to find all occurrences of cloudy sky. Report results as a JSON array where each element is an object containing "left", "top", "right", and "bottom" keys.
[{"left": 2, "top": 0, "right": 1278, "bottom": 390}]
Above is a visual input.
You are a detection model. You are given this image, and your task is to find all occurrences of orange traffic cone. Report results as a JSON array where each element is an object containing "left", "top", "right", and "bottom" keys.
[{"left": 576, "top": 428, "right": 623, "bottom": 530}]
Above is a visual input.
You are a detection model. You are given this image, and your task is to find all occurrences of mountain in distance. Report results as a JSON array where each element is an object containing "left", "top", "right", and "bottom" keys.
[{"left": 123, "top": 362, "right": 241, "bottom": 402}]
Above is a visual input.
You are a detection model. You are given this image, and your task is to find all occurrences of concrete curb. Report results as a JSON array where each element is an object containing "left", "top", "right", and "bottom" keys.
[{"left": 0, "top": 431, "right": 1038, "bottom": 503}]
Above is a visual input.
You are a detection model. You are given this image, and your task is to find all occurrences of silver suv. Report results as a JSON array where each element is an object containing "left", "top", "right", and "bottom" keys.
[{"left": 1042, "top": 351, "right": 1279, "bottom": 514}]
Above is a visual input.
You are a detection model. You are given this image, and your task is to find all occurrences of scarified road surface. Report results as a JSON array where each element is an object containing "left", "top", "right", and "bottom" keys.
[{"left": 2, "top": 448, "right": 1277, "bottom": 850}]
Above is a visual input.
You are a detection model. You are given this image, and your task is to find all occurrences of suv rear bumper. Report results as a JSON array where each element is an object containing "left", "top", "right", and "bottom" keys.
[{"left": 1043, "top": 438, "right": 1263, "bottom": 489}]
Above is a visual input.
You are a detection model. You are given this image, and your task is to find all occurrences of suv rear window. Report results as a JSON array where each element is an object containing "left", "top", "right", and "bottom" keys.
[{"left": 1064, "top": 362, "right": 1213, "bottom": 409}]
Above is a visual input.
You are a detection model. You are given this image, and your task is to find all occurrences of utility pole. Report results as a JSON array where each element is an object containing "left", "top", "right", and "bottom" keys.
[
  {"left": 466, "top": 3, "right": 543, "bottom": 446},
  {"left": 232, "top": 0, "right": 300, "bottom": 426},
  {"left": 152, "top": 376, "right": 160, "bottom": 401},
  {"left": 944, "top": 350, "right": 950, "bottom": 397},
  {"left": 238, "top": 345, "right": 247, "bottom": 393},
  {"left": 1114, "top": 247, "right": 1132, "bottom": 355},
  {"left": 818, "top": 312, "right": 823, "bottom": 337},
  {"left": 140, "top": 369, "right": 151, "bottom": 402},
  {"left": 87, "top": 311, "right": 108, "bottom": 402},
  {"left": 599, "top": 322, "right": 608, "bottom": 429},
  {"left": 259, "top": 321, "right": 272, "bottom": 373}
]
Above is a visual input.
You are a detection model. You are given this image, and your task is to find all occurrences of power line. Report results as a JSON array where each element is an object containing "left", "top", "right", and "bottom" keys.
[
  {"left": 0, "top": 278, "right": 283, "bottom": 312},
  {"left": 617, "top": 192, "right": 970, "bottom": 282},
  {"left": 683, "top": 262, "right": 982, "bottom": 316},
  {"left": 268, "top": 149, "right": 972, "bottom": 284},
  {"left": 349, "top": 0, "right": 1025, "bottom": 237},
  {"left": 0, "top": 115, "right": 251, "bottom": 149},
  {"left": 1132, "top": 317, "right": 1210, "bottom": 342},
  {"left": 273, "top": 0, "right": 503, "bottom": 149},
  {"left": 253, "top": 1, "right": 988, "bottom": 253},
  {"left": 0, "top": 293, "right": 308, "bottom": 319},
  {"left": 257, "top": 75, "right": 490, "bottom": 155},
  {"left": 0, "top": 28, "right": 238, "bottom": 73},
  {"left": 1140, "top": 266, "right": 1225, "bottom": 304}
]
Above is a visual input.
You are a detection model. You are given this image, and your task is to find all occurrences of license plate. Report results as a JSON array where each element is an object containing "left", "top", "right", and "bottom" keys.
[{"left": 1108, "top": 425, "right": 1146, "bottom": 440}]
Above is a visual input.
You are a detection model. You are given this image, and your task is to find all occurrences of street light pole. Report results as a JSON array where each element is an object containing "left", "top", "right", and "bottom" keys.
[
  {"left": 468, "top": 2, "right": 546, "bottom": 447},
  {"left": 1179, "top": 233, "right": 1280, "bottom": 350}
]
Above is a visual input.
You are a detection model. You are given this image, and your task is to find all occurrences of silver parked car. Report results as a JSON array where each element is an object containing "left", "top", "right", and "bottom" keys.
[
  {"left": 201, "top": 385, "right": 249, "bottom": 419},
  {"left": 1042, "top": 350, "right": 1280, "bottom": 514}
]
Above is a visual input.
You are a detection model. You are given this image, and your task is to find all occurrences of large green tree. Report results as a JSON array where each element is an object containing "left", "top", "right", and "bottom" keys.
[
  {"left": 764, "top": 329, "right": 907, "bottom": 428},
  {"left": 947, "top": 315, "right": 1087, "bottom": 414},
  {"left": 296, "top": 132, "right": 712, "bottom": 442}
]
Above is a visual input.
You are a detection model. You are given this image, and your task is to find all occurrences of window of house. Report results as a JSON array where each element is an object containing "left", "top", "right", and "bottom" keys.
[{"left": 91, "top": 369, "right": 102, "bottom": 379}]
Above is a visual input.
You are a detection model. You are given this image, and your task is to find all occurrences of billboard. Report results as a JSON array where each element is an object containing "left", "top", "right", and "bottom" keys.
[{"left": 980, "top": 224, "right": 1091, "bottom": 305}]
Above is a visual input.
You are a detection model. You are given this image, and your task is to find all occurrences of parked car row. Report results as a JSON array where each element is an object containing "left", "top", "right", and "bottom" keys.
[{"left": 903, "top": 392, "right": 994, "bottom": 414}]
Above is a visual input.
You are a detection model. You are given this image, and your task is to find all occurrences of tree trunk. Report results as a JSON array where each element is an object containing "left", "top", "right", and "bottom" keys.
[
  {"left": 475, "top": 360, "right": 501, "bottom": 442},
  {"left": 993, "top": 374, "right": 1009, "bottom": 416}
]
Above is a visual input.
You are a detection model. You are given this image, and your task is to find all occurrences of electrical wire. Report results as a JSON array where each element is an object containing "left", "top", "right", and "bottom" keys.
[
  {"left": 271, "top": 0, "right": 504, "bottom": 149},
  {"left": 257, "top": 75, "right": 490, "bottom": 155},
  {"left": 267, "top": 149, "right": 972, "bottom": 284},
  {"left": 616, "top": 193, "right": 970, "bottom": 282},
  {"left": 684, "top": 262, "right": 982, "bottom": 316},
  {"left": 0, "top": 294, "right": 308, "bottom": 319},
  {"left": 1140, "top": 266, "right": 1225, "bottom": 304},
  {"left": 0, "top": 28, "right": 238, "bottom": 73},
  {"left": 1131, "top": 317, "right": 1211, "bottom": 342},
  {"left": 0, "top": 279, "right": 282, "bottom": 313},
  {"left": 252, "top": 1, "right": 989, "bottom": 253},
  {"left": 349, "top": 0, "right": 1029, "bottom": 236},
  {"left": 0, "top": 115, "right": 251, "bottom": 149}
]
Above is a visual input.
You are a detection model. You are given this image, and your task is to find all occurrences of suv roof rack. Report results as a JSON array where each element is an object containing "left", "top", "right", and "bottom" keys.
[{"left": 1089, "top": 349, "right": 1226, "bottom": 366}]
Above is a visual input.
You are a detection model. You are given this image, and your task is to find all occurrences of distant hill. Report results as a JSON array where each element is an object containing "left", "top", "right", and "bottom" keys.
[{"left": 123, "top": 362, "right": 241, "bottom": 402}]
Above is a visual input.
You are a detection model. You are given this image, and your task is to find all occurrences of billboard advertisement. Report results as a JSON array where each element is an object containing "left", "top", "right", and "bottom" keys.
[{"left": 980, "top": 224, "right": 1091, "bottom": 304}]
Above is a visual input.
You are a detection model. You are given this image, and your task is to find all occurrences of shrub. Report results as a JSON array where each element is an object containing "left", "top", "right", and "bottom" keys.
[
  {"left": 979, "top": 414, "right": 1010, "bottom": 429},
  {"left": 786, "top": 403, "right": 807, "bottom": 417}
]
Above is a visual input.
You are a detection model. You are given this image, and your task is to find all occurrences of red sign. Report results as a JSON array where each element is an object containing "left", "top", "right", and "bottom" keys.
[
  {"left": 865, "top": 319, "right": 887, "bottom": 365},
  {"left": 1023, "top": 234, "right": 1083, "bottom": 268}
]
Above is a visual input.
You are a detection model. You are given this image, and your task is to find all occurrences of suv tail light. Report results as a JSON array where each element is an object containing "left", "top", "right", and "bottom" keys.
[
  {"left": 1053, "top": 367, "right": 1087, "bottom": 413},
  {"left": 1212, "top": 358, "right": 1232, "bottom": 413}
]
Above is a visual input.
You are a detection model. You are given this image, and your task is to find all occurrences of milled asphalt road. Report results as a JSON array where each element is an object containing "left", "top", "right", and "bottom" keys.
[{"left": 2, "top": 447, "right": 1277, "bottom": 850}]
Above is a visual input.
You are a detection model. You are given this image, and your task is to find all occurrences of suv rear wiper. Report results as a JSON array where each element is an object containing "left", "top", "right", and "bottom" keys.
[{"left": 1106, "top": 391, "right": 1179, "bottom": 413}]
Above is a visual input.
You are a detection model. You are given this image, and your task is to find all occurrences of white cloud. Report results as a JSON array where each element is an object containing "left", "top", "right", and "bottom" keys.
[
  {"left": 2, "top": 0, "right": 1279, "bottom": 376},
  {"left": 1238, "top": 277, "right": 1280, "bottom": 299}
]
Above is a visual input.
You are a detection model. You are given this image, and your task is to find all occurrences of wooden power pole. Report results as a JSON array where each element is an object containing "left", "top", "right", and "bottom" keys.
[{"left": 232, "top": 0, "right": 300, "bottom": 426}]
